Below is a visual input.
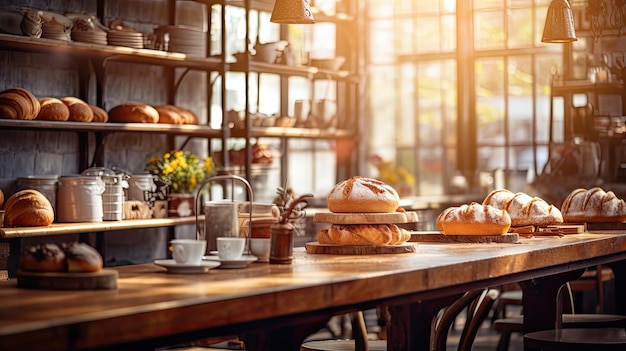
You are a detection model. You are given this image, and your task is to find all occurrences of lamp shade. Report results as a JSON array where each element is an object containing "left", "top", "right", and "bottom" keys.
[
  {"left": 270, "top": 0, "right": 315, "bottom": 24},
  {"left": 542, "top": 0, "right": 577, "bottom": 43}
]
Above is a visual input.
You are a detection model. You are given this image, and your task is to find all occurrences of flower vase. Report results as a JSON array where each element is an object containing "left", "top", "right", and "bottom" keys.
[
  {"left": 269, "top": 222, "right": 294, "bottom": 264},
  {"left": 167, "top": 193, "right": 195, "bottom": 217}
]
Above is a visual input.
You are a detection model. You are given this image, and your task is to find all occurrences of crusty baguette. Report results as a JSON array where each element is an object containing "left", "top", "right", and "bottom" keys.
[
  {"left": 483, "top": 189, "right": 563, "bottom": 227},
  {"left": 561, "top": 187, "right": 626, "bottom": 223}
]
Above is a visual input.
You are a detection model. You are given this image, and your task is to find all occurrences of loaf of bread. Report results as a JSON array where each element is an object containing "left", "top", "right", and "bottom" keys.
[
  {"left": 327, "top": 176, "right": 400, "bottom": 213},
  {"left": 62, "top": 242, "right": 103, "bottom": 272},
  {"left": 178, "top": 106, "right": 198, "bottom": 124},
  {"left": 61, "top": 97, "right": 94, "bottom": 122},
  {"left": 561, "top": 187, "right": 626, "bottom": 223},
  {"left": 155, "top": 105, "right": 185, "bottom": 124},
  {"left": 317, "top": 224, "right": 411, "bottom": 245},
  {"left": 436, "top": 202, "right": 511, "bottom": 235},
  {"left": 89, "top": 104, "right": 108, "bottom": 122},
  {"left": 108, "top": 103, "right": 159, "bottom": 123},
  {"left": 3, "top": 189, "right": 54, "bottom": 227},
  {"left": 0, "top": 188, "right": 4, "bottom": 209},
  {"left": 483, "top": 189, "right": 563, "bottom": 227},
  {"left": 0, "top": 87, "right": 40, "bottom": 120},
  {"left": 19, "top": 242, "right": 103, "bottom": 272},
  {"left": 37, "top": 97, "right": 70, "bottom": 121},
  {"left": 19, "top": 243, "right": 66, "bottom": 272}
]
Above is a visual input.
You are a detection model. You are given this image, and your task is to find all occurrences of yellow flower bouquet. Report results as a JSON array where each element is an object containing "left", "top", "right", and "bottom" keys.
[{"left": 145, "top": 150, "right": 215, "bottom": 194}]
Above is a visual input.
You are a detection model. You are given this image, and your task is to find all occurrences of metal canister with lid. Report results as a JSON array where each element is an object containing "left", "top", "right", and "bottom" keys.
[{"left": 56, "top": 175, "right": 105, "bottom": 223}]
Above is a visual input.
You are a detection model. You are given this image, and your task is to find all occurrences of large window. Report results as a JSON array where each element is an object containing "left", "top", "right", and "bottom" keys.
[{"left": 365, "top": 0, "right": 563, "bottom": 195}]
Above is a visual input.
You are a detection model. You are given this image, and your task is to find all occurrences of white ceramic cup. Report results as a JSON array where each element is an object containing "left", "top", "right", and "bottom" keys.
[
  {"left": 171, "top": 239, "right": 207, "bottom": 265},
  {"left": 217, "top": 237, "right": 246, "bottom": 260},
  {"left": 250, "top": 238, "right": 271, "bottom": 262}
]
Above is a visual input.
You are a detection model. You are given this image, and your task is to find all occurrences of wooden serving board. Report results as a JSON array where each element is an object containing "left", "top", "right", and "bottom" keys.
[
  {"left": 509, "top": 224, "right": 586, "bottom": 235},
  {"left": 16, "top": 269, "right": 118, "bottom": 290},
  {"left": 305, "top": 241, "right": 416, "bottom": 255},
  {"left": 313, "top": 211, "right": 418, "bottom": 224},
  {"left": 586, "top": 222, "right": 626, "bottom": 231},
  {"left": 409, "top": 231, "right": 519, "bottom": 244}
]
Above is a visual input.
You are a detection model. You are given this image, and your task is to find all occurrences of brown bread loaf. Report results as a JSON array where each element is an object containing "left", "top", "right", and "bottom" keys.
[
  {"left": 327, "top": 176, "right": 400, "bottom": 213},
  {"left": 483, "top": 189, "right": 563, "bottom": 227},
  {"left": 0, "top": 87, "right": 40, "bottom": 119},
  {"left": 19, "top": 243, "right": 66, "bottom": 272},
  {"left": 155, "top": 105, "right": 185, "bottom": 124},
  {"left": 436, "top": 202, "right": 511, "bottom": 235},
  {"left": 37, "top": 97, "right": 70, "bottom": 121},
  {"left": 561, "top": 187, "right": 626, "bottom": 223},
  {"left": 3, "top": 189, "right": 54, "bottom": 227},
  {"left": 61, "top": 97, "right": 94, "bottom": 122},
  {"left": 108, "top": 103, "right": 159, "bottom": 123},
  {"left": 89, "top": 104, "right": 108, "bottom": 122},
  {"left": 62, "top": 242, "right": 103, "bottom": 272},
  {"left": 317, "top": 223, "right": 410, "bottom": 245}
]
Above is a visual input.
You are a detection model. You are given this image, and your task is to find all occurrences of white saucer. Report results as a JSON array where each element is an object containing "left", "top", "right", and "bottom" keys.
[
  {"left": 154, "top": 259, "right": 220, "bottom": 274},
  {"left": 203, "top": 255, "right": 258, "bottom": 269}
]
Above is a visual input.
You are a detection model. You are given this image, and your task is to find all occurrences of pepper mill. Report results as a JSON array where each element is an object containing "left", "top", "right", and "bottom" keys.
[{"left": 269, "top": 222, "right": 294, "bottom": 264}]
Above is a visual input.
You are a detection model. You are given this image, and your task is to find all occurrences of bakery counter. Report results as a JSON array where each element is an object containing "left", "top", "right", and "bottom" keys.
[{"left": 0, "top": 216, "right": 202, "bottom": 239}]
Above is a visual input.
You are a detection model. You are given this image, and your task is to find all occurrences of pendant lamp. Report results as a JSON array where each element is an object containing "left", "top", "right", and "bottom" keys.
[
  {"left": 270, "top": 0, "right": 315, "bottom": 24},
  {"left": 542, "top": 0, "right": 577, "bottom": 43}
]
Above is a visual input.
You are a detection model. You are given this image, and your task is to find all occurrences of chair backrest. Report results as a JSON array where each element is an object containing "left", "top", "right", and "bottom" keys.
[{"left": 433, "top": 288, "right": 500, "bottom": 351}]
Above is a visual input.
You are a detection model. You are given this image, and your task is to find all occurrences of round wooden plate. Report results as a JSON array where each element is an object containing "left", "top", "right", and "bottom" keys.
[
  {"left": 313, "top": 211, "right": 418, "bottom": 224},
  {"left": 16, "top": 269, "right": 118, "bottom": 290},
  {"left": 305, "top": 241, "right": 416, "bottom": 255}
]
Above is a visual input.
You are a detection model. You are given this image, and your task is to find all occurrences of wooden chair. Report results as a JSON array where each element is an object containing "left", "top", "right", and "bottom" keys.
[
  {"left": 524, "top": 328, "right": 626, "bottom": 351},
  {"left": 300, "top": 288, "right": 499, "bottom": 351}
]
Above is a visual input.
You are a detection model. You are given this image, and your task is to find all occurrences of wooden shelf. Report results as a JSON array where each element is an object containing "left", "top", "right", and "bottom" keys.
[
  {"left": 0, "top": 216, "right": 203, "bottom": 239},
  {"left": 551, "top": 81, "right": 625, "bottom": 96}
]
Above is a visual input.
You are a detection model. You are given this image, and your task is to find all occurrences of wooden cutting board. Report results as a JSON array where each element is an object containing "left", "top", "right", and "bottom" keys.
[
  {"left": 16, "top": 269, "right": 118, "bottom": 290},
  {"left": 313, "top": 211, "right": 418, "bottom": 224},
  {"left": 586, "top": 222, "right": 626, "bottom": 231},
  {"left": 305, "top": 241, "right": 416, "bottom": 255},
  {"left": 409, "top": 231, "right": 520, "bottom": 243},
  {"left": 509, "top": 224, "right": 586, "bottom": 235}
]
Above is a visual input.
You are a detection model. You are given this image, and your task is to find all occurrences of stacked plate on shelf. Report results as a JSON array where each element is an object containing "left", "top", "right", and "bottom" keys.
[
  {"left": 39, "top": 12, "right": 72, "bottom": 41},
  {"left": 71, "top": 30, "right": 107, "bottom": 45},
  {"left": 155, "top": 25, "right": 206, "bottom": 57},
  {"left": 107, "top": 30, "right": 144, "bottom": 49}
]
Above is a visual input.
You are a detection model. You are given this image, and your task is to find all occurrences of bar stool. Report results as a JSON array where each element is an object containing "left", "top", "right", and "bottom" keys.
[
  {"left": 300, "top": 288, "right": 499, "bottom": 351},
  {"left": 524, "top": 328, "right": 626, "bottom": 351}
]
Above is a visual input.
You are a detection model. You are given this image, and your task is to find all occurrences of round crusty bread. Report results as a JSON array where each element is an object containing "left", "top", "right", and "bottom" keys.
[
  {"left": 89, "top": 104, "right": 108, "bottom": 123},
  {"left": 3, "top": 189, "right": 54, "bottom": 227},
  {"left": 108, "top": 103, "right": 159, "bottom": 123},
  {"left": 178, "top": 106, "right": 198, "bottom": 124},
  {"left": 436, "top": 202, "right": 511, "bottom": 235},
  {"left": 327, "top": 176, "right": 400, "bottom": 213},
  {"left": 317, "top": 223, "right": 410, "bottom": 246},
  {"left": 61, "top": 97, "right": 94, "bottom": 122},
  {"left": 1, "top": 87, "right": 40, "bottom": 119},
  {"left": 37, "top": 97, "right": 70, "bottom": 121},
  {"left": 0, "top": 92, "right": 32, "bottom": 119},
  {"left": 19, "top": 243, "right": 66, "bottom": 272},
  {"left": 155, "top": 105, "right": 185, "bottom": 124},
  {"left": 62, "top": 242, "right": 103, "bottom": 272}
]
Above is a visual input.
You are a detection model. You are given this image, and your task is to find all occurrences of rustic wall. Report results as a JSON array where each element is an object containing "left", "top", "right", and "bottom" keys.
[{"left": 0, "top": 0, "right": 208, "bottom": 266}]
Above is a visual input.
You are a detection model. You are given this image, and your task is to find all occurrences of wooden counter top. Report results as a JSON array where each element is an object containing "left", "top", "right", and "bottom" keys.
[{"left": 1, "top": 231, "right": 626, "bottom": 350}]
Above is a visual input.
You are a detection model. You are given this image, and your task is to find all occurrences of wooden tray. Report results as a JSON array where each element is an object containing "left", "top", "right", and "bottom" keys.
[
  {"left": 16, "top": 269, "right": 118, "bottom": 290},
  {"left": 409, "top": 231, "right": 519, "bottom": 243},
  {"left": 509, "top": 224, "right": 586, "bottom": 235},
  {"left": 313, "top": 211, "right": 418, "bottom": 224},
  {"left": 305, "top": 241, "right": 416, "bottom": 255},
  {"left": 586, "top": 222, "right": 626, "bottom": 231}
]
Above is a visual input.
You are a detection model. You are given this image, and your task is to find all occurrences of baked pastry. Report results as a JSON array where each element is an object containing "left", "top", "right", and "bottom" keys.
[
  {"left": 108, "top": 103, "right": 159, "bottom": 123},
  {"left": 561, "top": 187, "right": 626, "bottom": 223},
  {"left": 0, "top": 87, "right": 40, "bottom": 120},
  {"left": 89, "top": 104, "right": 108, "bottom": 123},
  {"left": 483, "top": 189, "right": 563, "bottom": 227},
  {"left": 327, "top": 176, "right": 400, "bottom": 213},
  {"left": 61, "top": 97, "right": 94, "bottom": 122},
  {"left": 436, "top": 202, "right": 511, "bottom": 235},
  {"left": 178, "top": 106, "right": 198, "bottom": 124},
  {"left": 19, "top": 243, "right": 66, "bottom": 272},
  {"left": 155, "top": 105, "right": 185, "bottom": 124},
  {"left": 37, "top": 97, "right": 70, "bottom": 121},
  {"left": 317, "top": 224, "right": 411, "bottom": 245},
  {"left": 3, "top": 189, "right": 54, "bottom": 227},
  {"left": 62, "top": 242, "right": 103, "bottom": 272}
]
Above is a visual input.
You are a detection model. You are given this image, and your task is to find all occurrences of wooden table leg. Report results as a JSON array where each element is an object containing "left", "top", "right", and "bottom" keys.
[
  {"left": 606, "top": 259, "right": 626, "bottom": 315},
  {"left": 386, "top": 293, "right": 462, "bottom": 351},
  {"left": 240, "top": 312, "right": 332, "bottom": 351}
]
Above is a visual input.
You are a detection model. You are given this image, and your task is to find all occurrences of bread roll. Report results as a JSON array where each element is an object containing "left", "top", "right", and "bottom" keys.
[
  {"left": 108, "top": 103, "right": 159, "bottom": 123},
  {"left": 3, "top": 189, "right": 54, "bottom": 227},
  {"left": 483, "top": 189, "right": 563, "bottom": 227},
  {"left": 436, "top": 203, "right": 511, "bottom": 235},
  {"left": 89, "top": 104, "right": 108, "bottom": 122},
  {"left": 317, "top": 223, "right": 410, "bottom": 245},
  {"left": 61, "top": 97, "right": 94, "bottom": 122},
  {"left": 62, "top": 242, "right": 103, "bottom": 272},
  {"left": 155, "top": 105, "right": 185, "bottom": 124},
  {"left": 561, "top": 187, "right": 626, "bottom": 223},
  {"left": 19, "top": 243, "right": 66, "bottom": 272},
  {"left": 327, "top": 176, "right": 400, "bottom": 213},
  {"left": 178, "top": 106, "right": 198, "bottom": 124},
  {"left": 0, "top": 87, "right": 39, "bottom": 120},
  {"left": 37, "top": 97, "right": 70, "bottom": 121}
]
